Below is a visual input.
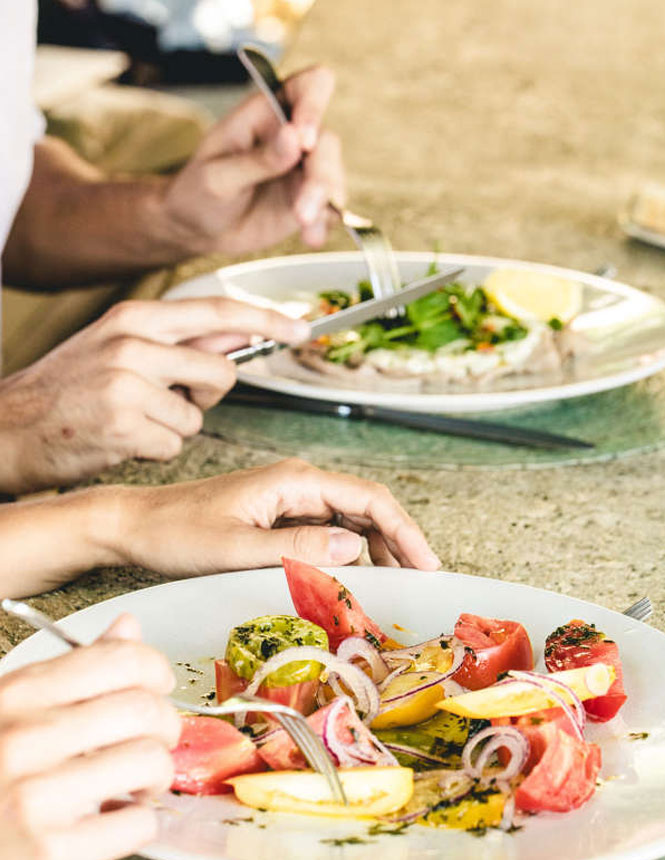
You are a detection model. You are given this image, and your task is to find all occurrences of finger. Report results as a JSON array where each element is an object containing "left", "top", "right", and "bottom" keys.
[
  {"left": 0, "top": 640, "right": 175, "bottom": 717},
  {"left": 295, "top": 130, "right": 345, "bottom": 227},
  {"left": 44, "top": 803, "right": 157, "bottom": 860},
  {"left": 116, "top": 342, "right": 235, "bottom": 413},
  {"left": 0, "top": 689, "right": 181, "bottom": 783},
  {"left": 182, "top": 332, "right": 249, "bottom": 354},
  {"left": 215, "top": 523, "right": 363, "bottom": 569},
  {"left": 202, "top": 123, "right": 301, "bottom": 195},
  {"left": 100, "top": 613, "right": 142, "bottom": 643},
  {"left": 268, "top": 460, "right": 441, "bottom": 571},
  {"left": 100, "top": 298, "right": 310, "bottom": 346},
  {"left": 284, "top": 66, "right": 336, "bottom": 150},
  {"left": 7, "top": 738, "right": 173, "bottom": 831},
  {"left": 366, "top": 530, "right": 401, "bottom": 568}
]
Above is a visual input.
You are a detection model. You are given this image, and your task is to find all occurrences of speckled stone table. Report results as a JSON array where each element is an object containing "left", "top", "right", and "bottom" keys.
[{"left": 2, "top": 1, "right": 665, "bottom": 854}]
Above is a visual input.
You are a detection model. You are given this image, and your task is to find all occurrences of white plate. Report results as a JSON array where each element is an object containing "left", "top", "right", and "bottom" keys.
[
  {"left": 1, "top": 568, "right": 664, "bottom": 860},
  {"left": 163, "top": 252, "right": 665, "bottom": 414}
]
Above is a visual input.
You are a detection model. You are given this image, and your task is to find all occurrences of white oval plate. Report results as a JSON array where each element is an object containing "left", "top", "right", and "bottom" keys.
[
  {"left": 163, "top": 252, "right": 665, "bottom": 414},
  {"left": 1, "top": 567, "right": 664, "bottom": 860}
]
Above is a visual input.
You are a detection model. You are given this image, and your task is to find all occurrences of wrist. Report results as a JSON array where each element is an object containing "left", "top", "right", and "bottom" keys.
[{"left": 139, "top": 174, "right": 210, "bottom": 260}]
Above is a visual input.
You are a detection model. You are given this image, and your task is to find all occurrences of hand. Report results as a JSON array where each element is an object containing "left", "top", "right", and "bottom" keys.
[
  {"left": 0, "top": 614, "right": 180, "bottom": 860},
  {"left": 160, "top": 65, "right": 344, "bottom": 255},
  {"left": 0, "top": 298, "right": 309, "bottom": 494},
  {"left": 114, "top": 458, "right": 441, "bottom": 573}
]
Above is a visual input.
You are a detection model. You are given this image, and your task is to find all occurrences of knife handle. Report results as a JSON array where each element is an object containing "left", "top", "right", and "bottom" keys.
[{"left": 227, "top": 339, "right": 279, "bottom": 365}]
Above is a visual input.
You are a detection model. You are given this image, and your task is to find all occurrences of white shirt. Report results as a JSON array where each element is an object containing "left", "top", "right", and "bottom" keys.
[{"left": 0, "top": 0, "right": 42, "bottom": 264}]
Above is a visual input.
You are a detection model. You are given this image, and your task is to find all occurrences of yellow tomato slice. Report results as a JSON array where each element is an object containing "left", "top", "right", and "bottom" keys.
[
  {"left": 372, "top": 671, "right": 446, "bottom": 730},
  {"left": 227, "top": 767, "right": 413, "bottom": 818},
  {"left": 436, "top": 663, "right": 615, "bottom": 719},
  {"left": 421, "top": 788, "right": 506, "bottom": 830}
]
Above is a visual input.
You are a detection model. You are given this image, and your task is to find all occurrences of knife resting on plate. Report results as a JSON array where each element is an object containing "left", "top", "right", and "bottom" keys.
[{"left": 225, "top": 265, "right": 464, "bottom": 364}]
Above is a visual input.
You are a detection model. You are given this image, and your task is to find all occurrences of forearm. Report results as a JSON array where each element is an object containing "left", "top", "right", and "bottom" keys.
[
  {"left": 0, "top": 486, "right": 131, "bottom": 597},
  {"left": 1, "top": 137, "right": 194, "bottom": 287}
]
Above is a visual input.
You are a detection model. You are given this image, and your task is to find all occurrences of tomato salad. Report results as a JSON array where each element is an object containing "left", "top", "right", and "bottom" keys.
[{"left": 171, "top": 559, "right": 625, "bottom": 832}]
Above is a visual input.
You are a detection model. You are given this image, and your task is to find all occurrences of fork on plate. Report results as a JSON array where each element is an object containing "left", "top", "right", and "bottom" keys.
[
  {"left": 238, "top": 44, "right": 401, "bottom": 303},
  {"left": 173, "top": 693, "right": 347, "bottom": 804},
  {"left": 622, "top": 596, "right": 653, "bottom": 622},
  {"left": 0, "top": 598, "right": 347, "bottom": 804}
]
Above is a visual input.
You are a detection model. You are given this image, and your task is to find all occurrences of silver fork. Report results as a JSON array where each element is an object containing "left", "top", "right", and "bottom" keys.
[
  {"left": 622, "top": 596, "right": 653, "bottom": 622},
  {"left": 1, "top": 598, "right": 347, "bottom": 804},
  {"left": 173, "top": 694, "right": 346, "bottom": 804},
  {"left": 238, "top": 44, "right": 401, "bottom": 303}
]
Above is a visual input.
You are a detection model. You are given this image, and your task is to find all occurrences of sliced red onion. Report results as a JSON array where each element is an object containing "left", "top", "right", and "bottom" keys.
[
  {"left": 377, "top": 664, "right": 409, "bottom": 693},
  {"left": 509, "top": 670, "right": 585, "bottom": 740},
  {"left": 380, "top": 673, "right": 448, "bottom": 705},
  {"left": 322, "top": 696, "right": 397, "bottom": 767},
  {"left": 499, "top": 783, "right": 516, "bottom": 831},
  {"left": 239, "top": 645, "right": 379, "bottom": 726},
  {"left": 382, "top": 743, "right": 453, "bottom": 768},
  {"left": 383, "top": 636, "right": 466, "bottom": 682},
  {"left": 462, "top": 725, "right": 529, "bottom": 782},
  {"left": 336, "top": 636, "right": 390, "bottom": 683}
]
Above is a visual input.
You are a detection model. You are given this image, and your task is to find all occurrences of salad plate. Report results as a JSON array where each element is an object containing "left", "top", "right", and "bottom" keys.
[
  {"left": 1, "top": 567, "right": 664, "bottom": 860},
  {"left": 163, "top": 252, "right": 665, "bottom": 414}
]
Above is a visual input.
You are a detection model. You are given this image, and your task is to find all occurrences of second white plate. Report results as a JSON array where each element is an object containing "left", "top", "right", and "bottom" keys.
[{"left": 164, "top": 252, "right": 665, "bottom": 414}]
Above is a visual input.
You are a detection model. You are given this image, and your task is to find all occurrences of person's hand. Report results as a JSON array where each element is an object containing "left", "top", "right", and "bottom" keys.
[
  {"left": 0, "top": 614, "right": 180, "bottom": 860},
  {"left": 160, "top": 65, "right": 344, "bottom": 255},
  {"left": 0, "top": 298, "right": 309, "bottom": 494},
  {"left": 113, "top": 458, "right": 441, "bottom": 573}
]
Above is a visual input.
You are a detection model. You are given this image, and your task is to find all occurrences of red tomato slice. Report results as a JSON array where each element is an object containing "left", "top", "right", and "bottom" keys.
[
  {"left": 258, "top": 698, "right": 376, "bottom": 770},
  {"left": 452, "top": 613, "right": 534, "bottom": 690},
  {"left": 215, "top": 659, "right": 319, "bottom": 718},
  {"left": 493, "top": 707, "right": 579, "bottom": 773},
  {"left": 282, "top": 557, "right": 386, "bottom": 652},
  {"left": 544, "top": 620, "right": 627, "bottom": 722},
  {"left": 514, "top": 722, "right": 601, "bottom": 813},
  {"left": 171, "top": 716, "right": 265, "bottom": 795}
]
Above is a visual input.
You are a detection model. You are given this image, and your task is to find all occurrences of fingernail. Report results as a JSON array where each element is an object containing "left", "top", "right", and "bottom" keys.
[
  {"left": 423, "top": 549, "right": 442, "bottom": 570},
  {"left": 298, "top": 186, "right": 326, "bottom": 225},
  {"left": 299, "top": 124, "right": 318, "bottom": 150},
  {"left": 329, "top": 529, "right": 362, "bottom": 563}
]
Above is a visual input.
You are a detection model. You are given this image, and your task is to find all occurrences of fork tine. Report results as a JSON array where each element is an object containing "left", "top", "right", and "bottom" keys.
[
  {"left": 622, "top": 596, "right": 653, "bottom": 622},
  {"left": 278, "top": 714, "right": 347, "bottom": 805},
  {"left": 173, "top": 694, "right": 347, "bottom": 805}
]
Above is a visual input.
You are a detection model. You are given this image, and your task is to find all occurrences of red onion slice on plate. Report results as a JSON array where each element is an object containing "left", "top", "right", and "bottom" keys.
[
  {"left": 336, "top": 636, "right": 390, "bottom": 683},
  {"left": 461, "top": 725, "right": 529, "bottom": 781},
  {"left": 240, "top": 645, "right": 380, "bottom": 726},
  {"left": 508, "top": 670, "right": 585, "bottom": 739}
]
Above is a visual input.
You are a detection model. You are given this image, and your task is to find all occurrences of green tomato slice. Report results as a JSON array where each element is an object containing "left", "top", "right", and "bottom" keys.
[{"left": 225, "top": 615, "right": 329, "bottom": 687}]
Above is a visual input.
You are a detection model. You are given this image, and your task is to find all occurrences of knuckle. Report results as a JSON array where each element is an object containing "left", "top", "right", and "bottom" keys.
[
  {"left": 6, "top": 778, "right": 39, "bottom": 830},
  {"left": 104, "top": 335, "right": 140, "bottom": 368},
  {"left": 0, "top": 725, "right": 24, "bottom": 780},
  {"left": 278, "top": 457, "right": 312, "bottom": 475},
  {"left": 101, "top": 300, "right": 145, "bottom": 332},
  {"left": 183, "top": 404, "right": 203, "bottom": 436},
  {"left": 157, "top": 433, "right": 183, "bottom": 461},
  {"left": 100, "top": 368, "right": 136, "bottom": 407}
]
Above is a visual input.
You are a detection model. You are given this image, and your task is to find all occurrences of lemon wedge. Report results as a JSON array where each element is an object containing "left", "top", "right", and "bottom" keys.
[
  {"left": 227, "top": 767, "right": 413, "bottom": 817},
  {"left": 483, "top": 268, "right": 583, "bottom": 324},
  {"left": 436, "top": 663, "right": 615, "bottom": 719}
]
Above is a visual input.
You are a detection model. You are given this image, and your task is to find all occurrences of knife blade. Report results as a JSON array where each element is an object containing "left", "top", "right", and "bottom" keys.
[
  {"left": 226, "top": 265, "right": 464, "bottom": 365},
  {"left": 219, "top": 385, "right": 594, "bottom": 450}
]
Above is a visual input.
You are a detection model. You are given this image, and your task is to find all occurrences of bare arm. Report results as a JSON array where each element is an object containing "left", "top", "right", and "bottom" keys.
[
  {"left": 2, "top": 66, "right": 343, "bottom": 287},
  {"left": 2, "top": 137, "right": 180, "bottom": 286},
  {"left": 0, "top": 461, "right": 439, "bottom": 598}
]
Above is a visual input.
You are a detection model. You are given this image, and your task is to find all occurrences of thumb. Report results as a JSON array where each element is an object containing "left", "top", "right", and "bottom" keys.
[
  {"left": 100, "top": 612, "right": 142, "bottom": 642},
  {"left": 209, "top": 124, "right": 302, "bottom": 194},
  {"left": 266, "top": 526, "right": 363, "bottom": 566}
]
